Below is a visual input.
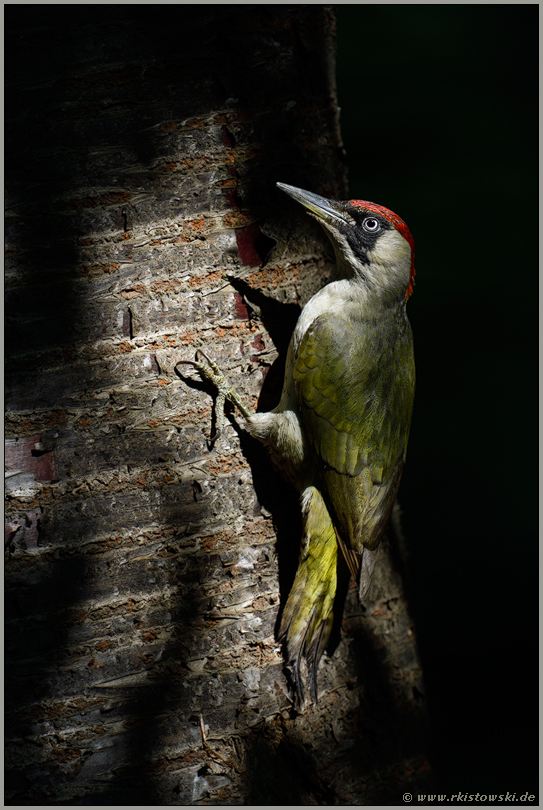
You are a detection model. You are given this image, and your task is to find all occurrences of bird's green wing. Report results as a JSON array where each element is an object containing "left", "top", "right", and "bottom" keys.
[{"left": 293, "top": 307, "right": 415, "bottom": 564}]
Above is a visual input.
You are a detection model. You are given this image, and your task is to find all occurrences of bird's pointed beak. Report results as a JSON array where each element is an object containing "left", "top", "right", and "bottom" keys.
[{"left": 276, "top": 183, "right": 348, "bottom": 226}]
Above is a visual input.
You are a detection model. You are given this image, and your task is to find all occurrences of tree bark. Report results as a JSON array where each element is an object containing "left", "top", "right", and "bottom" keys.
[{"left": 6, "top": 6, "right": 433, "bottom": 804}]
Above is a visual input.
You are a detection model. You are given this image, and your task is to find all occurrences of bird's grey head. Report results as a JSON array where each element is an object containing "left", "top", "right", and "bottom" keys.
[{"left": 277, "top": 182, "right": 415, "bottom": 300}]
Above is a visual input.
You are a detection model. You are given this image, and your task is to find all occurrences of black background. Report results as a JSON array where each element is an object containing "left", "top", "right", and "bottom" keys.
[{"left": 336, "top": 4, "right": 538, "bottom": 793}]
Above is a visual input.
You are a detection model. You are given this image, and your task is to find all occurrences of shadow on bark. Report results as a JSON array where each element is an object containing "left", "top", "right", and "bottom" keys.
[
  {"left": 5, "top": 11, "right": 218, "bottom": 801},
  {"left": 241, "top": 507, "right": 434, "bottom": 805},
  {"left": 243, "top": 609, "right": 433, "bottom": 805},
  {"left": 5, "top": 556, "right": 88, "bottom": 802}
]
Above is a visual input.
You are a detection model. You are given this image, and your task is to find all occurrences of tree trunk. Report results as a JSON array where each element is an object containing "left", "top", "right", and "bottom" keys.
[{"left": 6, "top": 6, "right": 433, "bottom": 804}]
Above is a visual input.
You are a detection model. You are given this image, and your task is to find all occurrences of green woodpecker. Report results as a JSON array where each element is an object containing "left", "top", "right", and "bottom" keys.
[{"left": 180, "top": 183, "right": 415, "bottom": 704}]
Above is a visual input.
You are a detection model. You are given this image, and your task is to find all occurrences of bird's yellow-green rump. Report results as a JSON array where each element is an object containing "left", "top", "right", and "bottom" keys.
[{"left": 179, "top": 183, "right": 416, "bottom": 705}]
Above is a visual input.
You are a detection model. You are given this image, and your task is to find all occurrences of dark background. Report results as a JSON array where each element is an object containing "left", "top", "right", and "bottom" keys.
[{"left": 336, "top": 4, "right": 538, "bottom": 793}]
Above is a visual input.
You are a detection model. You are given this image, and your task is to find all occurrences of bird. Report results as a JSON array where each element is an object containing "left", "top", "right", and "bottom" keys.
[{"left": 179, "top": 182, "right": 416, "bottom": 705}]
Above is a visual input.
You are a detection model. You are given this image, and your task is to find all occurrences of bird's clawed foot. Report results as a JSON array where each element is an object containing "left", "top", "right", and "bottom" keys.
[{"left": 176, "top": 350, "right": 251, "bottom": 446}]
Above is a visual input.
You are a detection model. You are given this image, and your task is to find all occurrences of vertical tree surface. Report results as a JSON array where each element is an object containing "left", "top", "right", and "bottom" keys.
[{"left": 6, "top": 7, "right": 433, "bottom": 804}]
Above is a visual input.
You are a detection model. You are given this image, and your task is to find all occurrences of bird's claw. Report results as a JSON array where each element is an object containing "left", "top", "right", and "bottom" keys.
[
  {"left": 176, "top": 349, "right": 220, "bottom": 379},
  {"left": 176, "top": 351, "right": 251, "bottom": 446}
]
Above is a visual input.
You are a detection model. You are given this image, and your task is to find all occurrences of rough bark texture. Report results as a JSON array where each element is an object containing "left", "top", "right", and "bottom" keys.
[{"left": 6, "top": 6, "right": 433, "bottom": 804}]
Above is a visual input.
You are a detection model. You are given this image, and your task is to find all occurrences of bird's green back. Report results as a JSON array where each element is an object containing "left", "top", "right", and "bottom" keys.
[{"left": 293, "top": 302, "right": 415, "bottom": 556}]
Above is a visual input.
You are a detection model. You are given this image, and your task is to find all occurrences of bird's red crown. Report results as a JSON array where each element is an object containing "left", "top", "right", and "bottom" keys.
[{"left": 350, "top": 199, "right": 416, "bottom": 299}]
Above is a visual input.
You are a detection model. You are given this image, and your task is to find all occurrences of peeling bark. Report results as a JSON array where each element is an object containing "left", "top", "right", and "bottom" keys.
[{"left": 5, "top": 6, "right": 434, "bottom": 804}]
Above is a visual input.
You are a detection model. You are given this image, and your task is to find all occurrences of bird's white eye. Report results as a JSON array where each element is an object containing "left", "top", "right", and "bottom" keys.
[{"left": 363, "top": 218, "right": 380, "bottom": 232}]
